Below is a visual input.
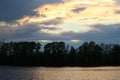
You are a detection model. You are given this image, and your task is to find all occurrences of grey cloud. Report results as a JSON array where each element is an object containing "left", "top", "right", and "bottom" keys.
[
  {"left": 39, "top": 14, "right": 47, "bottom": 17},
  {"left": 1, "top": 23, "right": 120, "bottom": 44},
  {"left": 116, "top": 0, "right": 120, "bottom": 5},
  {"left": 41, "top": 17, "right": 63, "bottom": 25},
  {"left": 115, "top": 10, "right": 120, "bottom": 14},
  {"left": 0, "top": 25, "right": 40, "bottom": 41},
  {"left": 59, "top": 24, "right": 120, "bottom": 44},
  {"left": 0, "top": 24, "right": 60, "bottom": 41},
  {"left": 0, "top": 0, "right": 62, "bottom": 22},
  {"left": 42, "top": 26, "right": 60, "bottom": 30},
  {"left": 72, "top": 7, "right": 86, "bottom": 13},
  {"left": 92, "top": 24, "right": 120, "bottom": 40}
]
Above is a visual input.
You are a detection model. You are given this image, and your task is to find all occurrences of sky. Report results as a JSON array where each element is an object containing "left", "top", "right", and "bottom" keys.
[{"left": 0, "top": 0, "right": 120, "bottom": 46}]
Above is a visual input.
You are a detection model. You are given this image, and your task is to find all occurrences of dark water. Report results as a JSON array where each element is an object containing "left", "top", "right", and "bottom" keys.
[{"left": 0, "top": 66, "right": 120, "bottom": 80}]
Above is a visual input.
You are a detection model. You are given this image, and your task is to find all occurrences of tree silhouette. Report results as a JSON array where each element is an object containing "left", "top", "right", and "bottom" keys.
[{"left": 0, "top": 41, "right": 120, "bottom": 66}]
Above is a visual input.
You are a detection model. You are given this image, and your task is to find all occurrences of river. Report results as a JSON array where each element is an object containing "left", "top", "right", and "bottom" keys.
[{"left": 0, "top": 66, "right": 120, "bottom": 80}]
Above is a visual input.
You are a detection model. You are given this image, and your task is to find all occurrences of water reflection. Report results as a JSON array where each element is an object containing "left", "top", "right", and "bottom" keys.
[{"left": 0, "top": 66, "right": 120, "bottom": 80}]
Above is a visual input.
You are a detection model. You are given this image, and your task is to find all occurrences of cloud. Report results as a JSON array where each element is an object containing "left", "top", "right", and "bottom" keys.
[
  {"left": 0, "top": 21, "right": 7, "bottom": 27},
  {"left": 1, "top": 21, "right": 120, "bottom": 44},
  {"left": 13, "top": 0, "right": 120, "bottom": 35},
  {"left": 70, "top": 40, "right": 80, "bottom": 43},
  {"left": 59, "top": 24, "right": 120, "bottom": 43},
  {"left": 38, "top": 40, "right": 52, "bottom": 43},
  {"left": 72, "top": 7, "right": 86, "bottom": 13},
  {"left": 0, "top": 22, "right": 59, "bottom": 41},
  {"left": 0, "top": 0, "right": 36, "bottom": 22},
  {"left": 40, "top": 17, "right": 63, "bottom": 25},
  {"left": 1, "top": 0, "right": 120, "bottom": 45},
  {"left": 18, "top": 0, "right": 120, "bottom": 25},
  {"left": 115, "top": 10, "right": 120, "bottom": 14},
  {"left": 34, "top": 0, "right": 120, "bottom": 25},
  {"left": 63, "top": 0, "right": 116, "bottom": 5},
  {"left": 0, "top": 0, "right": 62, "bottom": 22}
]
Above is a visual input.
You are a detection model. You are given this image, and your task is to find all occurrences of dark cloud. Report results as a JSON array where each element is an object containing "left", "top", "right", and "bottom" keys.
[
  {"left": 42, "top": 27, "right": 60, "bottom": 30},
  {"left": 0, "top": 24, "right": 40, "bottom": 41},
  {"left": 1, "top": 23, "right": 120, "bottom": 44},
  {"left": 0, "top": 0, "right": 62, "bottom": 22},
  {"left": 0, "top": 24, "right": 60, "bottom": 41},
  {"left": 92, "top": 24, "right": 120, "bottom": 40},
  {"left": 72, "top": 7, "right": 86, "bottom": 13}
]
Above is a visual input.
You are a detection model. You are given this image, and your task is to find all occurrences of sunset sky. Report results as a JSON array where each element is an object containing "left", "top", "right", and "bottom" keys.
[{"left": 0, "top": 0, "right": 120, "bottom": 45}]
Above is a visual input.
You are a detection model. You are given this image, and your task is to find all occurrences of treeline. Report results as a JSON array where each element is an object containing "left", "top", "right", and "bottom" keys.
[{"left": 0, "top": 41, "right": 120, "bottom": 66}]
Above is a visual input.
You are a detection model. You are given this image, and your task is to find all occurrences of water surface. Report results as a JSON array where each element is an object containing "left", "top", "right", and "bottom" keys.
[{"left": 0, "top": 66, "right": 120, "bottom": 80}]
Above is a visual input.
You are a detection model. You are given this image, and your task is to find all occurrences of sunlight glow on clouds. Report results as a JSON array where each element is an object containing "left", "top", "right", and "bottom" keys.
[
  {"left": 1, "top": 0, "right": 120, "bottom": 42},
  {"left": 63, "top": 0, "right": 116, "bottom": 5},
  {"left": 0, "top": 21, "right": 7, "bottom": 27},
  {"left": 18, "top": 0, "right": 120, "bottom": 25},
  {"left": 38, "top": 40, "right": 52, "bottom": 43},
  {"left": 11, "top": 0, "right": 119, "bottom": 35},
  {"left": 70, "top": 40, "right": 80, "bottom": 43},
  {"left": 40, "top": 23, "right": 100, "bottom": 34},
  {"left": 29, "top": 0, "right": 120, "bottom": 34}
]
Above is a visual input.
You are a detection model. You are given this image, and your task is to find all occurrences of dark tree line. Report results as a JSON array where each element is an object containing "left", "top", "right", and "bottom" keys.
[{"left": 0, "top": 41, "right": 120, "bottom": 66}]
